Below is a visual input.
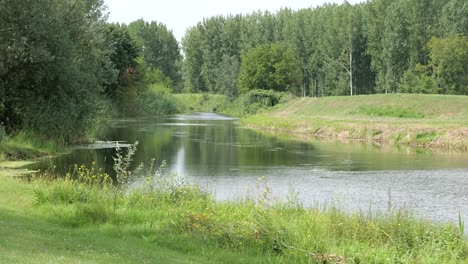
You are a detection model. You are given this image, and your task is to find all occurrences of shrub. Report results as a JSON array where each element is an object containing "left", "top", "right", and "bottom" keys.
[
  {"left": 399, "top": 66, "right": 439, "bottom": 94},
  {"left": 224, "top": 90, "right": 285, "bottom": 116},
  {"left": 136, "top": 84, "right": 178, "bottom": 115}
]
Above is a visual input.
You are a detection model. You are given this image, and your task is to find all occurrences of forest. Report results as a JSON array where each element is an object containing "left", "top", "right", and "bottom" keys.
[{"left": 0, "top": 0, "right": 467, "bottom": 145}]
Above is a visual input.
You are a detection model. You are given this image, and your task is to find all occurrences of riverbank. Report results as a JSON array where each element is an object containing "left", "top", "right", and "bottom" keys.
[
  {"left": 241, "top": 94, "right": 468, "bottom": 150},
  {"left": 0, "top": 131, "right": 67, "bottom": 176},
  {"left": 0, "top": 169, "right": 467, "bottom": 263}
]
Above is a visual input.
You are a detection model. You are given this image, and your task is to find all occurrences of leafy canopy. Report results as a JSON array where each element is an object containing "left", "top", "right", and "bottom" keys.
[{"left": 238, "top": 43, "right": 302, "bottom": 94}]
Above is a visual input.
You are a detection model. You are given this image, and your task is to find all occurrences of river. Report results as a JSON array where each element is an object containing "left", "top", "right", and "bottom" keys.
[{"left": 29, "top": 112, "right": 468, "bottom": 224}]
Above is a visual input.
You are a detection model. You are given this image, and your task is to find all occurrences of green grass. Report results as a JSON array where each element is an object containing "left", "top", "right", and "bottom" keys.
[
  {"left": 358, "top": 105, "right": 425, "bottom": 118},
  {"left": 1, "top": 162, "right": 466, "bottom": 263},
  {"left": 0, "top": 131, "right": 66, "bottom": 162},
  {"left": 242, "top": 94, "right": 468, "bottom": 150},
  {"left": 273, "top": 94, "right": 468, "bottom": 121},
  {"left": 0, "top": 175, "right": 280, "bottom": 263}
]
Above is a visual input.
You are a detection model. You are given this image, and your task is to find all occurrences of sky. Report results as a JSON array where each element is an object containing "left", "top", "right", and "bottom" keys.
[{"left": 105, "top": 0, "right": 363, "bottom": 41}]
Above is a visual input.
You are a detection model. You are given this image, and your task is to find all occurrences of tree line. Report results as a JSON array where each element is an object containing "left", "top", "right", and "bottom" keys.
[
  {"left": 0, "top": 0, "right": 466, "bottom": 144},
  {"left": 182, "top": 0, "right": 467, "bottom": 97}
]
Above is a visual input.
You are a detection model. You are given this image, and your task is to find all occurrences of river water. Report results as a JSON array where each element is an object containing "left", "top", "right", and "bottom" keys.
[{"left": 29, "top": 113, "right": 468, "bottom": 224}]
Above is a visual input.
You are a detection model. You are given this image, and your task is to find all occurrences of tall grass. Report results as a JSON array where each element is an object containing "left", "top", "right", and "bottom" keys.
[
  {"left": 30, "top": 146, "right": 468, "bottom": 263},
  {"left": 0, "top": 130, "right": 66, "bottom": 161}
]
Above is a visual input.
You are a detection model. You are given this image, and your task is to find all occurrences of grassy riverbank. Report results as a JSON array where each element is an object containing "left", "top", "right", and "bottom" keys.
[
  {"left": 0, "top": 163, "right": 467, "bottom": 263},
  {"left": 0, "top": 131, "right": 67, "bottom": 177},
  {"left": 242, "top": 94, "right": 468, "bottom": 150}
]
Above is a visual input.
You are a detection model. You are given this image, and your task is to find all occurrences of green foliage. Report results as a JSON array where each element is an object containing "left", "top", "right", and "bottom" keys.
[
  {"left": 114, "top": 58, "right": 178, "bottom": 117},
  {"left": 136, "top": 85, "right": 178, "bottom": 116},
  {"left": 181, "top": 27, "right": 207, "bottom": 93},
  {"left": 243, "top": 90, "right": 282, "bottom": 107},
  {"left": 399, "top": 65, "right": 438, "bottom": 94},
  {"left": 0, "top": 0, "right": 111, "bottom": 144},
  {"left": 225, "top": 90, "right": 284, "bottom": 116},
  {"left": 113, "top": 142, "right": 138, "bottom": 185},
  {"left": 182, "top": 0, "right": 466, "bottom": 97},
  {"left": 216, "top": 55, "right": 240, "bottom": 98},
  {"left": 238, "top": 43, "right": 302, "bottom": 94},
  {"left": 439, "top": 0, "right": 468, "bottom": 36},
  {"left": 359, "top": 106, "right": 425, "bottom": 118},
  {"left": 144, "top": 67, "right": 173, "bottom": 88},
  {"left": 427, "top": 35, "right": 468, "bottom": 95},
  {"left": 103, "top": 23, "right": 140, "bottom": 98},
  {"left": 128, "top": 19, "right": 182, "bottom": 88}
]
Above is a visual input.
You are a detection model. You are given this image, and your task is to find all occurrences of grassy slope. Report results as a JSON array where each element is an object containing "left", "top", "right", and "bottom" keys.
[
  {"left": 243, "top": 94, "right": 468, "bottom": 150},
  {"left": 0, "top": 177, "right": 278, "bottom": 263}
]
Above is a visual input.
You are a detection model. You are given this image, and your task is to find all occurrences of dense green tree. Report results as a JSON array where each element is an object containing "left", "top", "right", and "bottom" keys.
[
  {"left": 407, "top": 0, "right": 443, "bottom": 66},
  {"left": 399, "top": 65, "right": 438, "bottom": 94},
  {"left": 182, "top": 26, "right": 206, "bottom": 92},
  {"left": 179, "top": 0, "right": 466, "bottom": 97},
  {"left": 199, "top": 16, "right": 228, "bottom": 93},
  {"left": 238, "top": 43, "right": 302, "bottom": 94},
  {"left": 438, "top": 0, "right": 468, "bottom": 37},
  {"left": 381, "top": 1, "right": 411, "bottom": 93},
  {"left": 216, "top": 55, "right": 240, "bottom": 98},
  {"left": 103, "top": 23, "right": 139, "bottom": 98},
  {"left": 363, "top": 0, "right": 392, "bottom": 93},
  {"left": 352, "top": 4, "right": 376, "bottom": 95},
  {"left": 427, "top": 35, "right": 468, "bottom": 95},
  {"left": 0, "top": 0, "right": 110, "bottom": 142},
  {"left": 283, "top": 9, "right": 312, "bottom": 96},
  {"left": 128, "top": 19, "right": 182, "bottom": 89}
]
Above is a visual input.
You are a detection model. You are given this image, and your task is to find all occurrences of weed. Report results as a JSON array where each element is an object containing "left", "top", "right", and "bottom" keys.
[{"left": 113, "top": 141, "right": 139, "bottom": 185}]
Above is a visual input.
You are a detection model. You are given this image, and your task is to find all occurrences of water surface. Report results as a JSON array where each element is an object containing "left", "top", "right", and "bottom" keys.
[{"left": 30, "top": 113, "right": 468, "bottom": 223}]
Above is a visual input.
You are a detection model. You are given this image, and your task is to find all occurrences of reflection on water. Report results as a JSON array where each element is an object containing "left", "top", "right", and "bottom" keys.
[{"left": 29, "top": 112, "right": 468, "bottom": 224}]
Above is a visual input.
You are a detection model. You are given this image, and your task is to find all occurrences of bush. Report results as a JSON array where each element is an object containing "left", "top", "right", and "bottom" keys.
[
  {"left": 224, "top": 90, "right": 285, "bottom": 116},
  {"left": 399, "top": 66, "right": 439, "bottom": 94},
  {"left": 136, "top": 84, "right": 178, "bottom": 116}
]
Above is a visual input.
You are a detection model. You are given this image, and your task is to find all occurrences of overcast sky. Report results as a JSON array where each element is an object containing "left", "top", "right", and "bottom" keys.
[{"left": 105, "top": 0, "right": 363, "bottom": 41}]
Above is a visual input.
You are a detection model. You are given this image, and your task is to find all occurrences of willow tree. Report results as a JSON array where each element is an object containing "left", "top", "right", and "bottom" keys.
[{"left": 0, "top": 0, "right": 111, "bottom": 143}]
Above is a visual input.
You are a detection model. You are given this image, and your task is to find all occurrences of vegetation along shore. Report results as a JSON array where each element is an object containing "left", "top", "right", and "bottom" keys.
[
  {"left": 241, "top": 94, "right": 468, "bottom": 151},
  {"left": 0, "top": 0, "right": 467, "bottom": 263}
]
